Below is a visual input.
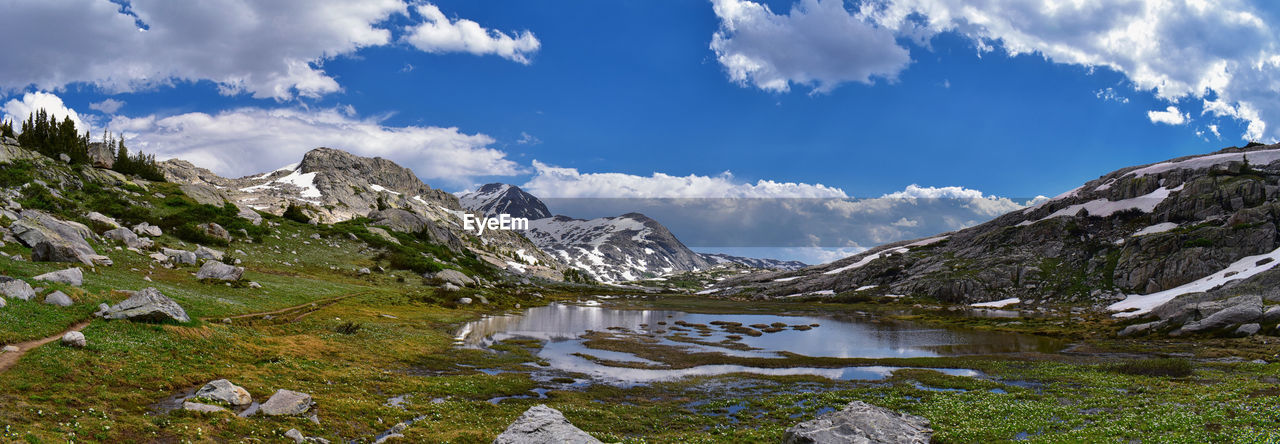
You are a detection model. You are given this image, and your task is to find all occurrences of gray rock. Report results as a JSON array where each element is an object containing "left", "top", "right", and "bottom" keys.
[
  {"left": 181, "top": 401, "right": 227, "bottom": 413},
  {"left": 87, "top": 212, "right": 120, "bottom": 229},
  {"left": 1235, "top": 323, "right": 1262, "bottom": 337},
  {"left": 197, "top": 222, "right": 231, "bottom": 242},
  {"left": 357, "top": 268, "right": 371, "bottom": 276},
  {"left": 0, "top": 297, "right": 5, "bottom": 308},
  {"left": 260, "top": 389, "right": 314, "bottom": 416},
  {"left": 162, "top": 248, "right": 198, "bottom": 265},
  {"left": 44, "top": 290, "right": 73, "bottom": 307},
  {"left": 149, "top": 252, "right": 170, "bottom": 263},
  {"left": 493, "top": 404, "right": 602, "bottom": 444},
  {"left": 285, "top": 429, "right": 306, "bottom": 443},
  {"left": 195, "top": 379, "right": 253, "bottom": 406},
  {"left": 0, "top": 278, "right": 36, "bottom": 301},
  {"left": 783, "top": 401, "right": 932, "bottom": 444},
  {"left": 1180, "top": 295, "right": 1264, "bottom": 333},
  {"left": 88, "top": 142, "right": 114, "bottom": 168},
  {"left": 104, "top": 287, "right": 191, "bottom": 323},
  {"left": 369, "top": 209, "right": 429, "bottom": 233},
  {"left": 58, "top": 153, "right": 70, "bottom": 163},
  {"left": 194, "top": 245, "right": 225, "bottom": 261},
  {"left": 432, "top": 269, "right": 475, "bottom": 287},
  {"left": 196, "top": 261, "right": 244, "bottom": 281},
  {"left": 61, "top": 331, "right": 85, "bottom": 347},
  {"left": 236, "top": 205, "right": 263, "bottom": 225},
  {"left": 103, "top": 227, "right": 153, "bottom": 250},
  {"left": 1119, "top": 321, "right": 1162, "bottom": 337},
  {"left": 1263, "top": 305, "right": 1280, "bottom": 324},
  {"left": 133, "top": 222, "right": 163, "bottom": 237},
  {"left": 34, "top": 267, "right": 84, "bottom": 286},
  {"left": 366, "top": 227, "right": 400, "bottom": 245},
  {"left": 94, "top": 302, "right": 110, "bottom": 317},
  {"left": 456, "top": 296, "right": 471, "bottom": 304},
  {"left": 248, "top": 281, "right": 262, "bottom": 289}
]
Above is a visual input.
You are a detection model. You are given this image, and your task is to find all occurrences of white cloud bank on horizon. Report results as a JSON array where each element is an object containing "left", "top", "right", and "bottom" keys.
[
  {"left": 521, "top": 160, "right": 849, "bottom": 198},
  {"left": 0, "top": 1, "right": 539, "bottom": 101},
  {"left": 711, "top": 0, "right": 1280, "bottom": 142}
]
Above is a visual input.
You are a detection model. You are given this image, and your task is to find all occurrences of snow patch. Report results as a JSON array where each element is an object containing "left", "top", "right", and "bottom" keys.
[
  {"left": 970, "top": 298, "right": 1020, "bottom": 308},
  {"left": 1128, "top": 148, "right": 1280, "bottom": 177},
  {"left": 1107, "top": 245, "right": 1280, "bottom": 317},
  {"left": 824, "top": 247, "right": 907, "bottom": 275},
  {"left": 1039, "top": 185, "right": 1181, "bottom": 221},
  {"left": 1132, "top": 222, "right": 1179, "bottom": 237}
]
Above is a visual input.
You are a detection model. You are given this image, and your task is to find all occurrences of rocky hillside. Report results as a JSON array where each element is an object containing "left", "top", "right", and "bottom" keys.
[
  {"left": 700, "top": 253, "right": 806, "bottom": 271},
  {"left": 159, "top": 148, "right": 563, "bottom": 279},
  {"left": 715, "top": 144, "right": 1280, "bottom": 335}
]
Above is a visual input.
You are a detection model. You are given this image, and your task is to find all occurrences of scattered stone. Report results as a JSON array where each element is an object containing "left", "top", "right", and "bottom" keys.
[
  {"left": 94, "top": 302, "right": 110, "bottom": 317},
  {"left": 162, "top": 248, "right": 198, "bottom": 265},
  {"left": 58, "top": 153, "right": 71, "bottom": 163},
  {"left": 197, "top": 222, "right": 232, "bottom": 243},
  {"left": 494, "top": 404, "right": 602, "bottom": 444},
  {"left": 310, "top": 233, "right": 321, "bottom": 240},
  {"left": 195, "top": 379, "right": 253, "bottom": 406},
  {"left": 133, "top": 222, "right": 163, "bottom": 237},
  {"left": 44, "top": 291, "right": 74, "bottom": 307},
  {"left": 248, "top": 281, "right": 262, "bottom": 289},
  {"left": 0, "top": 297, "right": 5, "bottom": 308},
  {"left": 104, "top": 287, "right": 191, "bottom": 323},
  {"left": 431, "top": 269, "right": 475, "bottom": 287},
  {"left": 34, "top": 267, "right": 83, "bottom": 286},
  {"left": 181, "top": 401, "right": 227, "bottom": 413},
  {"left": 87, "top": 212, "right": 120, "bottom": 229},
  {"left": 1235, "top": 323, "right": 1262, "bottom": 337},
  {"left": 783, "top": 401, "right": 932, "bottom": 444},
  {"left": 1119, "top": 321, "right": 1161, "bottom": 337},
  {"left": 1263, "top": 305, "right": 1280, "bottom": 324},
  {"left": 236, "top": 205, "right": 263, "bottom": 225},
  {"left": 60, "top": 331, "right": 86, "bottom": 347},
  {"left": 260, "top": 389, "right": 314, "bottom": 416},
  {"left": 103, "top": 227, "right": 154, "bottom": 250},
  {"left": 2, "top": 345, "right": 18, "bottom": 352},
  {"left": 358, "top": 268, "right": 371, "bottom": 276},
  {"left": 366, "top": 227, "right": 400, "bottom": 245},
  {"left": 149, "top": 252, "right": 170, "bottom": 263},
  {"left": 457, "top": 296, "right": 471, "bottom": 304},
  {"left": 0, "top": 277, "right": 36, "bottom": 301},
  {"left": 285, "top": 429, "right": 306, "bottom": 443},
  {"left": 196, "top": 261, "right": 244, "bottom": 281},
  {"left": 1178, "top": 296, "right": 1264, "bottom": 334}
]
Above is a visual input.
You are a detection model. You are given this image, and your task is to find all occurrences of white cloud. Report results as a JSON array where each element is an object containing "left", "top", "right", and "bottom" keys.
[
  {"left": 403, "top": 4, "right": 540, "bottom": 64},
  {"left": 857, "top": 0, "right": 1280, "bottom": 141},
  {"left": 879, "top": 184, "right": 1027, "bottom": 217},
  {"left": 517, "top": 131, "right": 542, "bottom": 145},
  {"left": 522, "top": 160, "right": 848, "bottom": 198},
  {"left": 106, "top": 105, "right": 522, "bottom": 187},
  {"left": 2, "top": 91, "right": 89, "bottom": 134},
  {"left": 1095, "top": 87, "right": 1129, "bottom": 104},
  {"left": 0, "top": 1, "right": 535, "bottom": 101},
  {"left": 709, "top": 0, "right": 910, "bottom": 93},
  {"left": 1148, "top": 106, "right": 1188, "bottom": 125},
  {"left": 890, "top": 217, "right": 919, "bottom": 227},
  {"left": 1208, "top": 124, "right": 1221, "bottom": 138},
  {"left": 89, "top": 98, "right": 125, "bottom": 114}
]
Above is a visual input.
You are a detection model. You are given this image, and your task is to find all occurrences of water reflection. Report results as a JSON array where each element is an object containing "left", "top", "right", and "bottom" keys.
[{"left": 456, "top": 302, "right": 1060, "bottom": 384}]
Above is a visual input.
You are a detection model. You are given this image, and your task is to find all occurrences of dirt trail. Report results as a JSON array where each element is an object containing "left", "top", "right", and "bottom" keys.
[
  {"left": 0, "top": 319, "right": 92, "bottom": 373},
  {"left": 203, "top": 291, "right": 369, "bottom": 324}
]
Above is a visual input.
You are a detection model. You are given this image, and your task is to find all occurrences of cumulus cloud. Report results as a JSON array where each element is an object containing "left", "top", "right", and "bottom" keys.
[
  {"left": 0, "top": 1, "right": 537, "bottom": 101},
  {"left": 522, "top": 160, "right": 848, "bottom": 198},
  {"left": 857, "top": 0, "right": 1280, "bottom": 141},
  {"left": 1148, "top": 106, "right": 1188, "bottom": 125},
  {"left": 89, "top": 98, "right": 125, "bottom": 114},
  {"left": 709, "top": 0, "right": 910, "bottom": 93},
  {"left": 2, "top": 91, "right": 89, "bottom": 133},
  {"left": 106, "top": 105, "right": 522, "bottom": 187},
  {"left": 403, "top": 4, "right": 540, "bottom": 64}
]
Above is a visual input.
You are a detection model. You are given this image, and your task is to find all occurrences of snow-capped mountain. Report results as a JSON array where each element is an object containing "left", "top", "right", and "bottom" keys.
[
  {"left": 457, "top": 183, "right": 551, "bottom": 220},
  {"left": 700, "top": 253, "right": 806, "bottom": 271},
  {"left": 524, "top": 213, "right": 712, "bottom": 282}
]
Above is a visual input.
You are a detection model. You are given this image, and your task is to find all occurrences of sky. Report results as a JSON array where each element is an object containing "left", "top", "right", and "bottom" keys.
[{"left": 2, "top": 0, "right": 1278, "bottom": 264}]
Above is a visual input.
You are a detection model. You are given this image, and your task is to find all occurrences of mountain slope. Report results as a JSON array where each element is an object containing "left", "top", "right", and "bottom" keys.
[
  {"left": 159, "top": 148, "right": 564, "bottom": 278},
  {"left": 715, "top": 144, "right": 1280, "bottom": 317},
  {"left": 457, "top": 183, "right": 551, "bottom": 220}
]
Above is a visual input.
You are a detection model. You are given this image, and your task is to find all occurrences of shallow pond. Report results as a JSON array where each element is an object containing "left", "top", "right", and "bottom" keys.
[{"left": 456, "top": 301, "right": 1061, "bottom": 385}]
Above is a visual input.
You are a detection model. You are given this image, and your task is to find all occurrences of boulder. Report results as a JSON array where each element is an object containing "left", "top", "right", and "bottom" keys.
[
  {"left": 194, "top": 245, "right": 225, "bottom": 261},
  {"left": 197, "top": 222, "right": 232, "bottom": 243},
  {"left": 11, "top": 211, "right": 100, "bottom": 265},
  {"left": 87, "top": 142, "right": 114, "bottom": 168},
  {"left": 1119, "top": 321, "right": 1162, "bottom": 337},
  {"left": 236, "top": 205, "right": 262, "bottom": 226},
  {"left": 195, "top": 379, "right": 253, "bottom": 406},
  {"left": 366, "top": 227, "right": 400, "bottom": 245},
  {"left": 104, "top": 287, "right": 191, "bottom": 323},
  {"left": 358, "top": 268, "right": 372, "bottom": 276},
  {"left": 1235, "top": 323, "right": 1262, "bottom": 337},
  {"left": 87, "top": 212, "right": 120, "bottom": 229},
  {"left": 34, "top": 267, "right": 83, "bottom": 286},
  {"left": 1179, "top": 295, "right": 1264, "bottom": 334},
  {"left": 0, "top": 277, "right": 36, "bottom": 301},
  {"left": 1263, "top": 305, "right": 1280, "bottom": 324},
  {"left": 782, "top": 401, "right": 932, "bottom": 444},
  {"left": 493, "top": 405, "right": 602, "bottom": 444},
  {"left": 432, "top": 269, "right": 475, "bottom": 287},
  {"left": 162, "top": 248, "right": 198, "bottom": 265},
  {"left": 61, "top": 331, "right": 86, "bottom": 348},
  {"left": 181, "top": 401, "right": 228, "bottom": 413},
  {"left": 149, "top": 252, "right": 170, "bottom": 263},
  {"left": 260, "top": 389, "right": 314, "bottom": 416},
  {"left": 44, "top": 291, "right": 73, "bottom": 307},
  {"left": 0, "top": 297, "right": 6, "bottom": 308},
  {"left": 196, "top": 261, "right": 244, "bottom": 281},
  {"left": 285, "top": 429, "right": 306, "bottom": 443},
  {"left": 133, "top": 222, "right": 163, "bottom": 237},
  {"left": 456, "top": 296, "right": 471, "bottom": 304},
  {"left": 178, "top": 183, "right": 229, "bottom": 206},
  {"left": 103, "top": 227, "right": 153, "bottom": 250}
]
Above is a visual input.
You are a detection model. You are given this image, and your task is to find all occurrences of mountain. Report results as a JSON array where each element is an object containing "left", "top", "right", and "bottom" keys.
[
  {"left": 714, "top": 143, "right": 1280, "bottom": 331},
  {"left": 458, "top": 183, "right": 808, "bottom": 282},
  {"left": 159, "top": 148, "right": 564, "bottom": 279},
  {"left": 457, "top": 183, "right": 551, "bottom": 220},
  {"left": 699, "top": 253, "right": 806, "bottom": 271}
]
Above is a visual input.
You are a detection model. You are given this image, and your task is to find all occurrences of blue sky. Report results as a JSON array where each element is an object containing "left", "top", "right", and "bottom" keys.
[{"left": 2, "top": 0, "right": 1277, "bottom": 263}]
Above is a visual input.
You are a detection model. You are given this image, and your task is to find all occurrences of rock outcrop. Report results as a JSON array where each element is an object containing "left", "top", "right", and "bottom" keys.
[
  {"left": 34, "top": 267, "right": 83, "bottom": 286},
  {"left": 260, "top": 389, "right": 314, "bottom": 416},
  {"left": 104, "top": 287, "right": 191, "bottom": 323},
  {"left": 431, "top": 269, "right": 475, "bottom": 287},
  {"left": 11, "top": 211, "right": 106, "bottom": 265},
  {"left": 196, "top": 261, "right": 244, "bottom": 281},
  {"left": 783, "top": 401, "right": 932, "bottom": 444},
  {"left": 493, "top": 405, "right": 602, "bottom": 444}
]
